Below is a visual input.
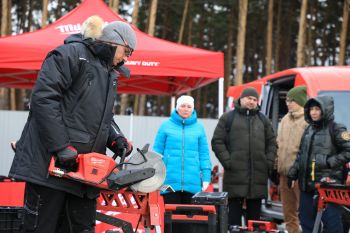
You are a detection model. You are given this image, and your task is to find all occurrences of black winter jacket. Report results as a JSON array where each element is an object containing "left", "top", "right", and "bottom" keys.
[
  {"left": 9, "top": 34, "right": 126, "bottom": 198},
  {"left": 211, "top": 100, "right": 277, "bottom": 199},
  {"left": 288, "top": 96, "right": 350, "bottom": 192}
]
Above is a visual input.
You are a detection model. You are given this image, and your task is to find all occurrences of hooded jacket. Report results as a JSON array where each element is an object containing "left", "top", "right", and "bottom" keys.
[
  {"left": 153, "top": 110, "right": 212, "bottom": 194},
  {"left": 277, "top": 108, "right": 308, "bottom": 176},
  {"left": 9, "top": 34, "right": 126, "bottom": 198},
  {"left": 211, "top": 99, "right": 277, "bottom": 199},
  {"left": 288, "top": 96, "right": 350, "bottom": 192}
]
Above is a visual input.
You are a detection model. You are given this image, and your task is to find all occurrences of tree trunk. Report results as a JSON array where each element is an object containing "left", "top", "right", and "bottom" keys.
[
  {"left": 1, "top": 0, "right": 9, "bottom": 35},
  {"left": 120, "top": 0, "right": 140, "bottom": 115},
  {"left": 274, "top": 0, "right": 282, "bottom": 71},
  {"left": 42, "top": 0, "right": 49, "bottom": 27},
  {"left": 296, "top": 0, "right": 307, "bottom": 67},
  {"left": 224, "top": 4, "right": 234, "bottom": 103},
  {"left": 0, "top": 0, "right": 10, "bottom": 110},
  {"left": 131, "top": 0, "right": 140, "bottom": 25},
  {"left": 138, "top": 0, "right": 158, "bottom": 115},
  {"left": 235, "top": 0, "right": 248, "bottom": 85},
  {"left": 109, "top": 0, "right": 119, "bottom": 13},
  {"left": 339, "top": 0, "right": 349, "bottom": 65},
  {"left": 265, "top": 0, "right": 273, "bottom": 75},
  {"left": 178, "top": 0, "right": 190, "bottom": 44}
]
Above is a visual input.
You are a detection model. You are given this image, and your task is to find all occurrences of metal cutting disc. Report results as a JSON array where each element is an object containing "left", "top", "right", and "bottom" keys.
[{"left": 124, "top": 150, "right": 166, "bottom": 193}]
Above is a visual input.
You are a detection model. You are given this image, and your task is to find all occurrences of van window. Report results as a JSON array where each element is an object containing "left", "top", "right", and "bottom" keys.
[{"left": 318, "top": 91, "right": 350, "bottom": 130}]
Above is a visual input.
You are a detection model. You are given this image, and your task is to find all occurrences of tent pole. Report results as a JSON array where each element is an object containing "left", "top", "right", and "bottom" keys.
[
  {"left": 218, "top": 77, "right": 224, "bottom": 117},
  {"left": 170, "top": 96, "right": 175, "bottom": 112},
  {"left": 218, "top": 77, "right": 224, "bottom": 192}
]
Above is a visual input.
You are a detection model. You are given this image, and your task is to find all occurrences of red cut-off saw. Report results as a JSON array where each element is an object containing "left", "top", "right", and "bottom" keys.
[{"left": 48, "top": 144, "right": 166, "bottom": 193}]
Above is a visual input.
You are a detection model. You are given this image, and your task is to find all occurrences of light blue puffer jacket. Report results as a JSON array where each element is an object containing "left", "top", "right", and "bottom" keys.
[{"left": 153, "top": 110, "right": 212, "bottom": 194}]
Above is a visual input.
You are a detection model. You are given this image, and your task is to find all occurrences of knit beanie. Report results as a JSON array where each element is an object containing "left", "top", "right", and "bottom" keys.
[
  {"left": 99, "top": 21, "right": 137, "bottom": 50},
  {"left": 287, "top": 85, "right": 307, "bottom": 107},
  {"left": 176, "top": 95, "right": 194, "bottom": 110},
  {"left": 241, "top": 87, "right": 259, "bottom": 99}
]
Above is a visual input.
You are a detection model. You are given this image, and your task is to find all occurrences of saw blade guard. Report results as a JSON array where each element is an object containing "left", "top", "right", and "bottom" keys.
[{"left": 124, "top": 149, "right": 166, "bottom": 193}]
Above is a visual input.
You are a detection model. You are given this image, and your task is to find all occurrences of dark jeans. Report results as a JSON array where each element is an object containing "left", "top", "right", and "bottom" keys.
[
  {"left": 228, "top": 197, "right": 262, "bottom": 226},
  {"left": 21, "top": 182, "right": 96, "bottom": 233},
  {"left": 299, "top": 191, "right": 343, "bottom": 233}
]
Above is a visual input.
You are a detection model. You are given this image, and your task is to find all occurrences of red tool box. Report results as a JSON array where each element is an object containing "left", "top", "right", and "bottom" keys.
[{"left": 164, "top": 204, "right": 217, "bottom": 233}]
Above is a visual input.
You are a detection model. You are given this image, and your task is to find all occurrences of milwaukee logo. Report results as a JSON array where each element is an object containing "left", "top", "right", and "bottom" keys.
[
  {"left": 90, "top": 157, "right": 106, "bottom": 165},
  {"left": 55, "top": 21, "right": 109, "bottom": 35},
  {"left": 55, "top": 24, "right": 82, "bottom": 35}
]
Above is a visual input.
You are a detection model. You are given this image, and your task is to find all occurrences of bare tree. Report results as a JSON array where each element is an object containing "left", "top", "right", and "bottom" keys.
[
  {"left": 296, "top": 0, "right": 307, "bottom": 67},
  {"left": 265, "top": 0, "right": 273, "bottom": 75},
  {"left": 339, "top": 0, "right": 349, "bottom": 65},
  {"left": 235, "top": 0, "right": 248, "bottom": 85},
  {"left": 131, "top": 0, "right": 140, "bottom": 25},
  {"left": 0, "top": 0, "right": 10, "bottom": 110},
  {"left": 42, "top": 0, "right": 49, "bottom": 27},
  {"left": 224, "top": 4, "right": 234, "bottom": 101},
  {"left": 137, "top": 0, "right": 158, "bottom": 115},
  {"left": 178, "top": 0, "right": 190, "bottom": 44},
  {"left": 120, "top": 0, "right": 140, "bottom": 115},
  {"left": 109, "top": 0, "right": 119, "bottom": 13}
]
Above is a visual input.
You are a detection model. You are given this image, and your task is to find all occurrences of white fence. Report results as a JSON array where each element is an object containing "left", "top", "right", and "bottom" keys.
[{"left": 0, "top": 110, "right": 221, "bottom": 176}]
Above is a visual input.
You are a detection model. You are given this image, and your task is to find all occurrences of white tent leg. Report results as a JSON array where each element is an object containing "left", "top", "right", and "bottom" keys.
[
  {"left": 170, "top": 96, "right": 176, "bottom": 112},
  {"left": 218, "top": 77, "right": 224, "bottom": 117}
]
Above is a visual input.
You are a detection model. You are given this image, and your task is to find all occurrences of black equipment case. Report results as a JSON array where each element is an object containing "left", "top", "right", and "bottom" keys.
[{"left": 191, "top": 192, "right": 228, "bottom": 233}]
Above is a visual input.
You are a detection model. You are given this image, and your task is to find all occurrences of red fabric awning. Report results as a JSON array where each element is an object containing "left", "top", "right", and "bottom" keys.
[{"left": 0, "top": 0, "right": 224, "bottom": 95}]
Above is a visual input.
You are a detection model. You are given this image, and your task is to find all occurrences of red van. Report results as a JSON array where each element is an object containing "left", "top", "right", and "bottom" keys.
[{"left": 226, "top": 66, "right": 350, "bottom": 224}]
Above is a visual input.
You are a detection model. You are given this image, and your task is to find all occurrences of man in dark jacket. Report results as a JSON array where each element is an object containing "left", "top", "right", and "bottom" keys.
[
  {"left": 9, "top": 16, "right": 135, "bottom": 233},
  {"left": 211, "top": 87, "right": 277, "bottom": 227},
  {"left": 288, "top": 96, "right": 350, "bottom": 233}
]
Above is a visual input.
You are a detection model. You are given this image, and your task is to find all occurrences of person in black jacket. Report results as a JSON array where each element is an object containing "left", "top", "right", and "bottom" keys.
[
  {"left": 9, "top": 16, "right": 135, "bottom": 233},
  {"left": 288, "top": 96, "right": 350, "bottom": 233},
  {"left": 211, "top": 87, "right": 277, "bottom": 227}
]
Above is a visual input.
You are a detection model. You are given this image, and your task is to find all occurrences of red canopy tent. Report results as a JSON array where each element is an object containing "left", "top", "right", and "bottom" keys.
[{"left": 0, "top": 0, "right": 224, "bottom": 96}]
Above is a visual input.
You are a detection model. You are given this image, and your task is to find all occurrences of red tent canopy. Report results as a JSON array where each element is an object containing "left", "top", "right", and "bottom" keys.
[{"left": 0, "top": 0, "right": 223, "bottom": 95}]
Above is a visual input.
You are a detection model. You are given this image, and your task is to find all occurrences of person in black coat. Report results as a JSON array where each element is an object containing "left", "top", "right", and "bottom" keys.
[
  {"left": 288, "top": 96, "right": 350, "bottom": 233},
  {"left": 9, "top": 16, "right": 135, "bottom": 233}
]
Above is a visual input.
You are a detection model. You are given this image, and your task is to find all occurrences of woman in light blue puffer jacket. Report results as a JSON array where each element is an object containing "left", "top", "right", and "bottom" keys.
[{"left": 153, "top": 95, "right": 212, "bottom": 204}]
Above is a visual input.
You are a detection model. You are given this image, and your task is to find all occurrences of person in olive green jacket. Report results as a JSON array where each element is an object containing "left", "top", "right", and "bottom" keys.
[{"left": 211, "top": 87, "right": 277, "bottom": 227}]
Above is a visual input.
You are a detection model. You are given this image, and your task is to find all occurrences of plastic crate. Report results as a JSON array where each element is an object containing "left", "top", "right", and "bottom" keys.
[
  {"left": 0, "top": 207, "right": 23, "bottom": 233},
  {"left": 164, "top": 204, "right": 217, "bottom": 233}
]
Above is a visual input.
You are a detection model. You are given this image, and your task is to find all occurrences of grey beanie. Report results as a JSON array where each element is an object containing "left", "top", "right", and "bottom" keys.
[
  {"left": 99, "top": 21, "right": 137, "bottom": 50},
  {"left": 241, "top": 87, "right": 259, "bottom": 99}
]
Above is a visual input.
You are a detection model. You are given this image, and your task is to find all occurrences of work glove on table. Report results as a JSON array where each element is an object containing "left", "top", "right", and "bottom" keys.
[
  {"left": 55, "top": 146, "right": 78, "bottom": 172},
  {"left": 110, "top": 136, "right": 133, "bottom": 157}
]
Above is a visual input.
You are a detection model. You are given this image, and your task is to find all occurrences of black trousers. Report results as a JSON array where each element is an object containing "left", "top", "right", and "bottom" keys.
[
  {"left": 21, "top": 182, "right": 96, "bottom": 233},
  {"left": 228, "top": 197, "right": 262, "bottom": 226}
]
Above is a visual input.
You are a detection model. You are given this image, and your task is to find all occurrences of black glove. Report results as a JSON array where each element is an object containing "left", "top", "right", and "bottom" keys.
[
  {"left": 111, "top": 137, "right": 133, "bottom": 157},
  {"left": 55, "top": 146, "right": 78, "bottom": 172},
  {"left": 287, "top": 177, "right": 294, "bottom": 189},
  {"left": 269, "top": 169, "right": 280, "bottom": 185}
]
